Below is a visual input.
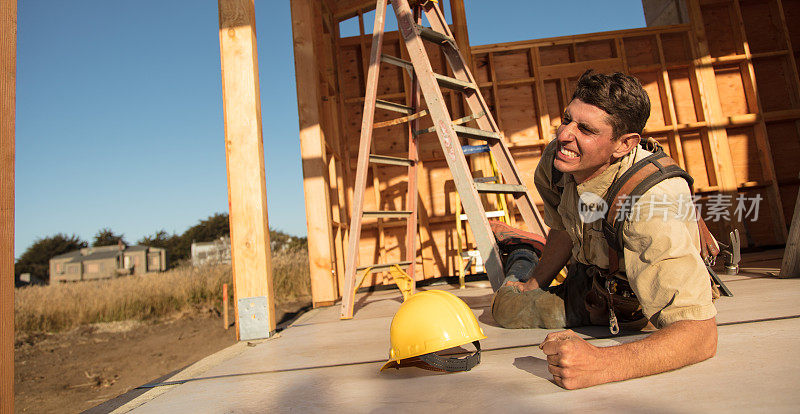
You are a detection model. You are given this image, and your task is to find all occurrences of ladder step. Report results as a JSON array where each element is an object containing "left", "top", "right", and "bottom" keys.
[
  {"left": 415, "top": 25, "right": 454, "bottom": 44},
  {"left": 475, "top": 183, "right": 527, "bottom": 194},
  {"left": 473, "top": 176, "right": 498, "bottom": 183},
  {"left": 357, "top": 261, "right": 412, "bottom": 272},
  {"left": 459, "top": 210, "right": 507, "bottom": 221},
  {"left": 453, "top": 125, "right": 501, "bottom": 140},
  {"left": 381, "top": 54, "right": 413, "bottom": 73},
  {"left": 462, "top": 144, "right": 490, "bottom": 155},
  {"left": 375, "top": 99, "right": 414, "bottom": 115},
  {"left": 434, "top": 73, "right": 476, "bottom": 92},
  {"left": 363, "top": 210, "right": 413, "bottom": 218},
  {"left": 369, "top": 154, "right": 414, "bottom": 166}
]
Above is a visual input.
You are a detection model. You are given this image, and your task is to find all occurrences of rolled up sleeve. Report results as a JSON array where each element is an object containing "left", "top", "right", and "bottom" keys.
[{"left": 621, "top": 179, "right": 717, "bottom": 328}]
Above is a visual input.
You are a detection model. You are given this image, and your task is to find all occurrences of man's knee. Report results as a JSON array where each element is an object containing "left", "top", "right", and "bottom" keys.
[{"left": 491, "top": 286, "right": 566, "bottom": 329}]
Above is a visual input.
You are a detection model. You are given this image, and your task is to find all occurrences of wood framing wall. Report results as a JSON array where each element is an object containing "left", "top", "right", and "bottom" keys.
[{"left": 294, "top": 0, "right": 800, "bottom": 303}]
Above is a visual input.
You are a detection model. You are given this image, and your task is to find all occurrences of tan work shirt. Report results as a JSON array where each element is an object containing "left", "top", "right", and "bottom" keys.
[{"left": 534, "top": 139, "right": 717, "bottom": 328}]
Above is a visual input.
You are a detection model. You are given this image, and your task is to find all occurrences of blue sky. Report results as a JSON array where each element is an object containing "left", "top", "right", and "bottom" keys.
[{"left": 14, "top": 1, "right": 645, "bottom": 258}]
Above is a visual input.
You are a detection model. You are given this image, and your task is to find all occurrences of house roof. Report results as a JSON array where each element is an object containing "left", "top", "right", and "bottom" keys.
[{"left": 51, "top": 245, "right": 157, "bottom": 263}]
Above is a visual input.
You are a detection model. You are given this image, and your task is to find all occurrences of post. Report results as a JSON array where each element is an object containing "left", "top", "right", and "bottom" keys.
[
  {"left": 223, "top": 283, "right": 229, "bottom": 329},
  {"left": 779, "top": 174, "right": 800, "bottom": 278},
  {"left": 290, "top": 0, "right": 338, "bottom": 306},
  {"left": 449, "top": 0, "right": 472, "bottom": 71},
  {"left": 0, "top": 1, "right": 16, "bottom": 411},
  {"left": 218, "top": 0, "right": 276, "bottom": 340}
]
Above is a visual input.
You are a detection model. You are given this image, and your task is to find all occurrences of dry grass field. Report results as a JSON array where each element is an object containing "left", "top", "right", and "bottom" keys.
[{"left": 14, "top": 248, "right": 311, "bottom": 336}]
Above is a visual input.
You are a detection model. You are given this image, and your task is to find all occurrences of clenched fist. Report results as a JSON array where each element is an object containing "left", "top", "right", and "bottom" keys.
[{"left": 539, "top": 330, "right": 610, "bottom": 389}]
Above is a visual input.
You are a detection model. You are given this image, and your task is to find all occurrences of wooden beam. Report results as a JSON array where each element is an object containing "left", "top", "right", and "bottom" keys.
[
  {"left": 1, "top": 1, "right": 15, "bottom": 411},
  {"left": 291, "top": 0, "right": 338, "bottom": 306},
  {"left": 449, "top": 0, "right": 472, "bottom": 71},
  {"left": 779, "top": 173, "right": 800, "bottom": 278},
  {"left": 218, "top": 0, "right": 276, "bottom": 339}
]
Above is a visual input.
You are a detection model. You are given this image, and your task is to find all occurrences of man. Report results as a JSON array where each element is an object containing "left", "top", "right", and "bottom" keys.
[{"left": 490, "top": 71, "right": 718, "bottom": 389}]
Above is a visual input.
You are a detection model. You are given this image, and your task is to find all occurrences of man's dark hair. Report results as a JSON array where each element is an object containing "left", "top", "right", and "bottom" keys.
[{"left": 571, "top": 70, "right": 650, "bottom": 138}]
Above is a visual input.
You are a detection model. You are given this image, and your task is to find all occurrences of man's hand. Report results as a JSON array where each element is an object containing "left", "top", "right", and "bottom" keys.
[
  {"left": 503, "top": 279, "right": 538, "bottom": 292},
  {"left": 539, "top": 330, "right": 608, "bottom": 389}
]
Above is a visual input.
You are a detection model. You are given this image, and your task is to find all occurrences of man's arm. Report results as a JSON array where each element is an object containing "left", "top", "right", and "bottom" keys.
[
  {"left": 506, "top": 228, "right": 573, "bottom": 291},
  {"left": 540, "top": 317, "right": 717, "bottom": 389}
]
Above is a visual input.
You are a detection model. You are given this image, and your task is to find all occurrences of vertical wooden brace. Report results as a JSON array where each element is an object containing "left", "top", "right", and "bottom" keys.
[
  {"left": 218, "top": 0, "right": 276, "bottom": 338},
  {"left": 1, "top": 0, "right": 16, "bottom": 411},
  {"left": 291, "top": 0, "right": 339, "bottom": 305}
]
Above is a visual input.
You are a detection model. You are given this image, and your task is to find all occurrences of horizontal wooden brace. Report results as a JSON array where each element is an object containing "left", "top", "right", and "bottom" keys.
[
  {"left": 453, "top": 125, "right": 500, "bottom": 140},
  {"left": 375, "top": 99, "right": 414, "bottom": 114},
  {"left": 416, "top": 24, "right": 454, "bottom": 44},
  {"left": 470, "top": 24, "right": 690, "bottom": 53},
  {"left": 363, "top": 210, "right": 413, "bottom": 218},
  {"left": 356, "top": 260, "right": 412, "bottom": 272},
  {"left": 433, "top": 73, "right": 476, "bottom": 91},
  {"left": 475, "top": 182, "right": 527, "bottom": 194},
  {"left": 373, "top": 109, "right": 429, "bottom": 129},
  {"left": 369, "top": 154, "right": 414, "bottom": 166}
]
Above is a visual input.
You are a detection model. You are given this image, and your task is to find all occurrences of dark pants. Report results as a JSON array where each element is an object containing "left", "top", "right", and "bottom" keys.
[{"left": 491, "top": 262, "right": 593, "bottom": 329}]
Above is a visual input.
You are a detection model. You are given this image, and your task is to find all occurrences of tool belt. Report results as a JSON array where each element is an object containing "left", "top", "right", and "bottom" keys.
[{"left": 585, "top": 265, "right": 648, "bottom": 334}]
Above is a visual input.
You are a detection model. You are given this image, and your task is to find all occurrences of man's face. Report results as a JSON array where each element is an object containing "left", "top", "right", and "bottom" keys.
[{"left": 553, "top": 98, "right": 620, "bottom": 183}]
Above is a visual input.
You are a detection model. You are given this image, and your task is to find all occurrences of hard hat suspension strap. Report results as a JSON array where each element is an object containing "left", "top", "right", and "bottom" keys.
[{"left": 418, "top": 341, "right": 481, "bottom": 372}]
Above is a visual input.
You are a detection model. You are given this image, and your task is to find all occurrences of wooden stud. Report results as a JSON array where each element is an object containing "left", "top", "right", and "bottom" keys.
[
  {"left": 1, "top": 0, "right": 15, "bottom": 410},
  {"left": 291, "top": 0, "right": 338, "bottom": 305},
  {"left": 449, "top": 0, "right": 472, "bottom": 71},
  {"left": 218, "top": 0, "right": 276, "bottom": 339},
  {"left": 730, "top": 0, "right": 788, "bottom": 243},
  {"left": 779, "top": 173, "right": 800, "bottom": 278}
]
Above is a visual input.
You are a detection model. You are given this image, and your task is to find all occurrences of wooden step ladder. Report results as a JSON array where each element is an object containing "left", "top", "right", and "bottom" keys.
[{"left": 340, "top": 0, "right": 547, "bottom": 319}]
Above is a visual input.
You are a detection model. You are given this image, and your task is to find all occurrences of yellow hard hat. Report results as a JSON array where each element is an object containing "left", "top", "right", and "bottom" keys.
[{"left": 380, "top": 289, "right": 486, "bottom": 372}]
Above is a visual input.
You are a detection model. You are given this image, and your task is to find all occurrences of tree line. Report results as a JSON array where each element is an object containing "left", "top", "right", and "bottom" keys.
[{"left": 15, "top": 213, "right": 307, "bottom": 285}]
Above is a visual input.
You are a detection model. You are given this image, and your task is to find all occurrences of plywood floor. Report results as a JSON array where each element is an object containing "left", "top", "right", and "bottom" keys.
[{"left": 106, "top": 249, "right": 799, "bottom": 413}]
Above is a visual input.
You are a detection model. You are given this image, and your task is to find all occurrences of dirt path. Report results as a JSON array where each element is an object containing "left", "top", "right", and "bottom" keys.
[{"left": 14, "top": 301, "right": 310, "bottom": 413}]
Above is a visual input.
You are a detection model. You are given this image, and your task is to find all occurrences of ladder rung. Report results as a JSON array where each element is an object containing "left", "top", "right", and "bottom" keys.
[
  {"left": 453, "top": 125, "right": 501, "bottom": 140},
  {"left": 363, "top": 210, "right": 413, "bottom": 218},
  {"left": 473, "top": 176, "right": 498, "bottom": 183},
  {"left": 375, "top": 99, "right": 414, "bottom": 115},
  {"left": 462, "top": 144, "right": 490, "bottom": 155},
  {"left": 459, "top": 210, "right": 506, "bottom": 221},
  {"left": 475, "top": 183, "right": 527, "bottom": 194},
  {"left": 416, "top": 25, "right": 454, "bottom": 44},
  {"left": 381, "top": 54, "right": 413, "bottom": 72},
  {"left": 433, "top": 73, "right": 476, "bottom": 92},
  {"left": 369, "top": 154, "right": 414, "bottom": 166},
  {"left": 357, "top": 261, "right": 412, "bottom": 272}
]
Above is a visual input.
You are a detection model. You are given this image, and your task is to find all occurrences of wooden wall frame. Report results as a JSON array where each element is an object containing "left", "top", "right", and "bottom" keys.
[{"left": 294, "top": 0, "right": 800, "bottom": 304}]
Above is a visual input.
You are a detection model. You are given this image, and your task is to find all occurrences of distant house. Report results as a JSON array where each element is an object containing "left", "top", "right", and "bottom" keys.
[
  {"left": 191, "top": 236, "right": 231, "bottom": 266},
  {"left": 49, "top": 244, "right": 166, "bottom": 284}
]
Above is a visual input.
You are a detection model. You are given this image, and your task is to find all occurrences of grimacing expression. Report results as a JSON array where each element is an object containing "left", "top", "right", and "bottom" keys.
[{"left": 554, "top": 99, "right": 631, "bottom": 183}]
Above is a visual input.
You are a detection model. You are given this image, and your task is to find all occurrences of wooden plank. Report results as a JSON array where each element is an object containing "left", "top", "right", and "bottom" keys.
[
  {"left": 470, "top": 24, "right": 692, "bottom": 54},
  {"left": 291, "top": 0, "right": 339, "bottom": 306},
  {"left": 1, "top": 0, "right": 15, "bottom": 410},
  {"left": 779, "top": 173, "right": 800, "bottom": 278},
  {"left": 219, "top": 0, "right": 276, "bottom": 339},
  {"left": 449, "top": 0, "right": 472, "bottom": 71}
]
